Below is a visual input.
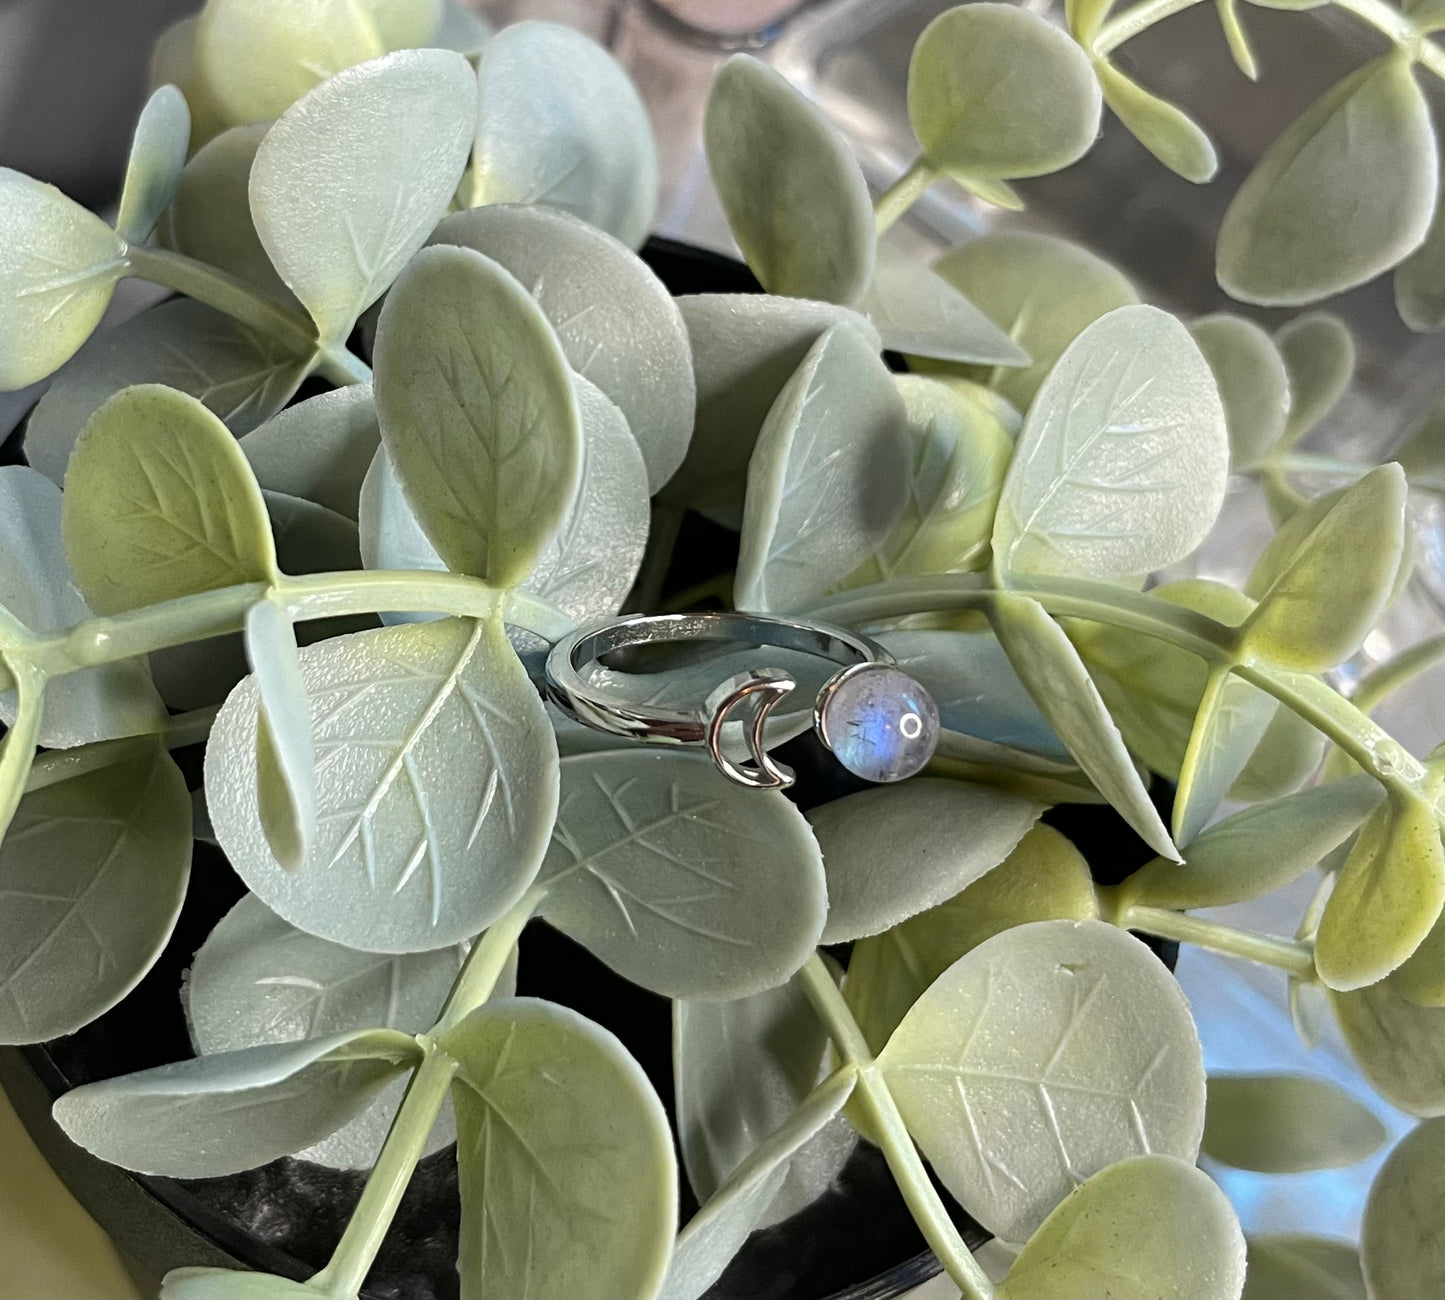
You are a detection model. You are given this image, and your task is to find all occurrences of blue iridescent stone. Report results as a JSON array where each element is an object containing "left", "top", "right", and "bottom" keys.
[{"left": 816, "top": 664, "right": 939, "bottom": 783}]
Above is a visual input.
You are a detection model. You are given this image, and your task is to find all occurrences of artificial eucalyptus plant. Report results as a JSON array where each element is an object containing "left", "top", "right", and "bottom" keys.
[{"left": 3, "top": 0, "right": 1445, "bottom": 1297}]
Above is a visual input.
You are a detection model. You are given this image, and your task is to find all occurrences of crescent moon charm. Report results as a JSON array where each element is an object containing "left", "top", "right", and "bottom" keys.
[{"left": 703, "top": 670, "right": 798, "bottom": 790}]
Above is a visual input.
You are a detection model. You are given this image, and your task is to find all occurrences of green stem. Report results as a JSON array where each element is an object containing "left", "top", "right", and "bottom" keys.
[
  {"left": 1124, "top": 905, "right": 1318, "bottom": 978},
  {"left": 1350, "top": 633, "right": 1445, "bottom": 715},
  {"left": 1272, "top": 452, "right": 1372, "bottom": 480},
  {"left": 795, "top": 956, "right": 994, "bottom": 1300},
  {"left": 308, "top": 1043, "right": 458, "bottom": 1299},
  {"left": 874, "top": 156, "right": 941, "bottom": 236},
  {"left": 433, "top": 886, "right": 543, "bottom": 1037},
  {"left": 1095, "top": 0, "right": 1207, "bottom": 54},
  {"left": 0, "top": 665, "right": 45, "bottom": 838}
]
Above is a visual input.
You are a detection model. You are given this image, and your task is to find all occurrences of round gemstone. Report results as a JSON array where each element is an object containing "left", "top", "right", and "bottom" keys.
[{"left": 816, "top": 664, "right": 939, "bottom": 783}]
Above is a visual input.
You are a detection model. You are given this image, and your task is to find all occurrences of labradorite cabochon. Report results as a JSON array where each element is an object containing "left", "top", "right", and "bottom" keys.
[{"left": 817, "top": 664, "right": 939, "bottom": 783}]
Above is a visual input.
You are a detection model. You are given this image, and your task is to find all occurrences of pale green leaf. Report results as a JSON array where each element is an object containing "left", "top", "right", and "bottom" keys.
[
  {"left": 117, "top": 84, "right": 190, "bottom": 243},
  {"left": 1362, "top": 1118, "right": 1445, "bottom": 1298},
  {"left": 675, "top": 981, "right": 856, "bottom": 1231},
  {"left": 195, "top": 0, "right": 443, "bottom": 125},
  {"left": 62, "top": 384, "right": 278, "bottom": 615},
  {"left": 1276, "top": 312, "right": 1354, "bottom": 445},
  {"left": 537, "top": 750, "right": 827, "bottom": 999},
  {"left": 1094, "top": 58, "right": 1218, "bottom": 182},
  {"left": 1217, "top": 54, "right": 1438, "bottom": 305},
  {"left": 661, "top": 295, "right": 881, "bottom": 519},
  {"left": 735, "top": 324, "right": 908, "bottom": 613},
  {"left": 431, "top": 203, "right": 694, "bottom": 491},
  {"left": 148, "top": 15, "right": 227, "bottom": 150},
  {"left": 0, "top": 739, "right": 189, "bottom": 1045},
  {"left": 1202, "top": 1073, "right": 1386, "bottom": 1172},
  {"left": 1190, "top": 313, "right": 1290, "bottom": 471},
  {"left": 666, "top": 1070, "right": 856, "bottom": 1300},
  {"left": 0, "top": 468, "right": 165, "bottom": 749},
  {"left": 908, "top": 4, "right": 1102, "bottom": 181},
  {"left": 444, "top": 998, "right": 677, "bottom": 1300},
  {"left": 879, "top": 920, "right": 1205, "bottom": 1243},
  {"left": 1393, "top": 900, "right": 1445, "bottom": 1005},
  {"left": 997, "top": 1155, "right": 1245, "bottom": 1300},
  {"left": 992, "top": 305, "right": 1229, "bottom": 584},
  {"left": 1242, "top": 465, "right": 1408, "bottom": 671},
  {"left": 1395, "top": 164, "right": 1445, "bottom": 330},
  {"left": 1332, "top": 972, "right": 1445, "bottom": 1114},
  {"left": 160, "top": 1268, "right": 331, "bottom": 1300},
  {"left": 433, "top": 1, "right": 492, "bottom": 54},
  {"left": 1244, "top": 1236, "right": 1365, "bottom": 1300},
  {"left": 1394, "top": 401, "right": 1445, "bottom": 492},
  {"left": 990, "top": 592, "right": 1180, "bottom": 861},
  {"left": 1216, "top": 0, "right": 1260, "bottom": 79},
  {"left": 250, "top": 48, "right": 475, "bottom": 342},
  {"left": 845, "top": 824, "right": 1097, "bottom": 1053},
  {"left": 26, "top": 299, "right": 310, "bottom": 487},
  {"left": 1068, "top": 0, "right": 1117, "bottom": 46},
  {"left": 857, "top": 242, "right": 1028, "bottom": 366},
  {"left": 373, "top": 244, "right": 581, "bottom": 587},
  {"left": 1124, "top": 775, "right": 1384, "bottom": 911},
  {"left": 245, "top": 600, "right": 315, "bottom": 872},
  {"left": 206, "top": 617, "right": 557, "bottom": 953},
  {"left": 0, "top": 169, "right": 126, "bottom": 389},
  {"left": 705, "top": 54, "right": 874, "bottom": 304},
  {"left": 932, "top": 231, "right": 1138, "bottom": 411},
  {"left": 53, "top": 1028, "right": 421, "bottom": 1176},
  {"left": 469, "top": 21, "right": 658, "bottom": 250},
  {"left": 1230, "top": 703, "right": 1327, "bottom": 801},
  {"left": 807, "top": 778, "right": 1043, "bottom": 943},
  {"left": 1172, "top": 666, "right": 1276, "bottom": 846},
  {"left": 239, "top": 385, "right": 381, "bottom": 519},
  {"left": 1316, "top": 791, "right": 1445, "bottom": 991}
]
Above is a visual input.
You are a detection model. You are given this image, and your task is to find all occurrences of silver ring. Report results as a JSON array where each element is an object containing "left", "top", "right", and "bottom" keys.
[{"left": 544, "top": 612, "right": 940, "bottom": 790}]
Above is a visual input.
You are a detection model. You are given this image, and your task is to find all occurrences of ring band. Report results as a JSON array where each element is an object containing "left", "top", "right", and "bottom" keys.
[{"left": 544, "top": 612, "right": 940, "bottom": 790}]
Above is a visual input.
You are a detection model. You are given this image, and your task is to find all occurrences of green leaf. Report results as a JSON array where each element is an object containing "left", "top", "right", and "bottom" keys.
[
  {"left": 194, "top": 0, "right": 443, "bottom": 125},
  {"left": 1315, "top": 791, "right": 1445, "bottom": 992},
  {"left": 857, "top": 243, "right": 1029, "bottom": 366},
  {"left": 117, "top": 85, "right": 190, "bottom": 243},
  {"left": 932, "top": 231, "right": 1138, "bottom": 411},
  {"left": 1394, "top": 401, "right": 1445, "bottom": 492},
  {"left": 806, "top": 778, "right": 1043, "bottom": 943},
  {"left": 990, "top": 592, "right": 1180, "bottom": 861},
  {"left": 0, "top": 468, "right": 165, "bottom": 748},
  {"left": 1172, "top": 666, "right": 1277, "bottom": 846},
  {"left": 1393, "top": 903, "right": 1445, "bottom": 1006},
  {"left": 62, "top": 384, "right": 278, "bottom": 616},
  {"left": 186, "top": 893, "right": 491, "bottom": 1169},
  {"left": 1216, "top": 0, "right": 1260, "bottom": 79},
  {"left": 537, "top": 750, "right": 827, "bottom": 999},
  {"left": 908, "top": 4, "right": 1101, "bottom": 181},
  {"left": 53, "top": 1028, "right": 421, "bottom": 1176},
  {"left": 250, "top": 48, "right": 475, "bottom": 343},
  {"left": 1202, "top": 1073, "right": 1386, "bottom": 1172},
  {"left": 206, "top": 617, "right": 557, "bottom": 953},
  {"left": 1395, "top": 163, "right": 1445, "bottom": 330},
  {"left": 1276, "top": 312, "right": 1354, "bottom": 445},
  {"left": 469, "top": 21, "right": 658, "bottom": 250},
  {"left": 1362, "top": 1118, "right": 1445, "bottom": 1298},
  {"left": 735, "top": 324, "right": 908, "bottom": 612},
  {"left": 148, "top": 16, "right": 227, "bottom": 150},
  {"left": 0, "top": 739, "right": 189, "bottom": 1045},
  {"left": 431, "top": 203, "right": 694, "bottom": 492},
  {"left": 661, "top": 295, "right": 881, "bottom": 519},
  {"left": 1217, "top": 54, "right": 1438, "bottom": 305},
  {"left": 160, "top": 1269, "right": 331, "bottom": 1300},
  {"left": 245, "top": 600, "right": 316, "bottom": 872},
  {"left": 1244, "top": 1236, "right": 1365, "bottom": 1300},
  {"left": 845, "top": 824, "right": 1097, "bottom": 1053},
  {"left": 373, "top": 244, "right": 581, "bottom": 587},
  {"left": 879, "top": 919, "right": 1205, "bottom": 1243},
  {"left": 1068, "top": 0, "right": 1117, "bottom": 46},
  {"left": 25, "top": 300, "right": 310, "bottom": 487},
  {"left": 992, "top": 305, "right": 1228, "bottom": 585},
  {"left": 240, "top": 386, "right": 381, "bottom": 520},
  {"left": 675, "top": 981, "right": 856, "bottom": 1231},
  {"left": 1242, "top": 465, "right": 1408, "bottom": 671},
  {"left": 433, "top": 1, "right": 492, "bottom": 53},
  {"left": 1230, "top": 703, "right": 1327, "bottom": 801},
  {"left": 1123, "top": 775, "right": 1384, "bottom": 911},
  {"left": 0, "top": 169, "right": 127, "bottom": 389},
  {"left": 1190, "top": 313, "right": 1290, "bottom": 471},
  {"left": 705, "top": 54, "right": 874, "bottom": 304},
  {"left": 996, "top": 1155, "right": 1245, "bottom": 1300},
  {"left": 159, "top": 124, "right": 300, "bottom": 309},
  {"left": 443, "top": 998, "right": 677, "bottom": 1300},
  {"left": 1333, "top": 971, "right": 1445, "bottom": 1115},
  {"left": 1093, "top": 59, "right": 1218, "bottom": 183},
  {"left": 666, "top": 1070, "right": 856, "bottom": 1300}
]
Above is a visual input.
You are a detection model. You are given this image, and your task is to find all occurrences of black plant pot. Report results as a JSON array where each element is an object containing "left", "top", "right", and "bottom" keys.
[{"left": 0, "top": 238, "right": 1176, "bottom": 1300}]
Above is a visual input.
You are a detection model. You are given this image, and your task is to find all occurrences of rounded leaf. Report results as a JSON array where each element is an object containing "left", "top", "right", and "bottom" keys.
[
  {"left": 1094, "top": 59, "right": 1217, "bottom": 183},
  {"left": 1276, "top": 311, "right": 1354, "bottom": 444},
  {"left": 1362, "top": 1118, "right": 1445, "bottom": 1299},
  {"left": 1190, "top": 313, "right": 1290, "bottom": 471},
  {"left": 705, "top": 54, "right": 874, "bottom": 304},
  {"left": 908, "top": 5, "right": 1102, "bottom": 181},
  {"left": 878, "top": 919, "right": 1206, "bottom": 1244},
  {"left": 1332, "top": 973, "right": 1445, "bottom": 1116},
  {"left": 1396, "top": 169, "right": 1445, "bottom": 331},
  {"left": 1217, "top": 54, "right": 1438, "bottom": 305},
  {"left": 117, "top": 84, "right": 191, "bottom": 243},
  {"left": 1202, "top": 1073, "right": 1386, "bottom": 1172},
  {"left": 1243, "top": 1236, "right": 1365, "bottom": 1300},
  {"left": 239, "top": 385, "right": 381, "bottom": 520}
]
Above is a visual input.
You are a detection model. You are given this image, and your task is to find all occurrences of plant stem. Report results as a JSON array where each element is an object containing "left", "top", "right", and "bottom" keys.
[
  {"left": 1272, "top": 452, "right": 1371, "bottom": 480},
  {"left": 795, "top": 955, "right": 995, "bottom": 1300},
  {"left": 432, "top": 886, "right": 543, "bottom": 1037},
  {"left": 1350, "top": 632, "right": 1445, "bottom": 714},
  {"left": 874, "top": 156, "right": 941, "bottom": 236},
  {"left": 1094, "top": 0, "right": 1207, "bottom": 55},
  {"left": 0, "top": 665, "right": 44, "bottom": 838},
  {"left": 1125, "top": 905, "right": 1318, "bottom": 978},
  {"left": 308, "top": 1043, "right": 458, "bottom": 1299}
]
